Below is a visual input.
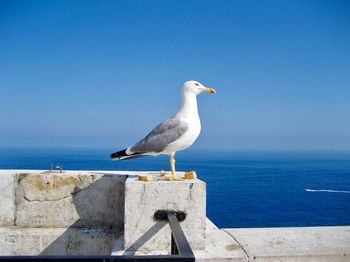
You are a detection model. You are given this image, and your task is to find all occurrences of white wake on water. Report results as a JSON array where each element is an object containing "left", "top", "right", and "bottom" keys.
[{"left": 305, "top": 188, "right": 350, "bottom": 194}]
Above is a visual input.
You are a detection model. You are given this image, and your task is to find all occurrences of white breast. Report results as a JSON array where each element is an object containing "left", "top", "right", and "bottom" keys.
[{"left": 163, "top": 115, "right": 201, "bottom": 153}]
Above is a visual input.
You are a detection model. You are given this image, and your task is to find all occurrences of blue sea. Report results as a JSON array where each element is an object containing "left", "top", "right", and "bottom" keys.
[{"left": 1, "top": 147, "right": 350, "bottom": 228}]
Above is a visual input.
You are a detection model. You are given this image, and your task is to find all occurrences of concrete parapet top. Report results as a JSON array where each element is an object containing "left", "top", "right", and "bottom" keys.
[
  {"left": 0, "top": 169, "right": 167, "bottom": 176},
  {"left": 126, "top": 172, "right": 205, "bottom": 183}
]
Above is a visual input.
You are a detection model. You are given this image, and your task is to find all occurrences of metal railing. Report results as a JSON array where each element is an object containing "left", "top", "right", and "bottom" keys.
[{"left": 0, "top": 210, "right": 195, "bottom": 262}]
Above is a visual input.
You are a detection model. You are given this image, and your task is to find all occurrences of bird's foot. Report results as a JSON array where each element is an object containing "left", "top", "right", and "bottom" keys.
[
  {"left": 162, "top": 173, "right": 184, "bottom": 181},
  {"left": 160, "top": 171, "right": 196, "bottom": 181},
  {"left": 184, "top": 171, "right": 197, "bottom": 179},
  {"left": 173, "top": 175, "right": 185, "bottom": 181},
  {"left": 138, "top": 175, "right": 152, "bottom": 182}
]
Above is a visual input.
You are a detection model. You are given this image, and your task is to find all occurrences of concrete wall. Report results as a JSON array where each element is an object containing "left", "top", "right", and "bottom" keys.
[
  {"left": 1, "top": 169, "right": 349, "bottom": 261},
  {"left": 0, "top": 170, "right": 128, "bottom": 255}
]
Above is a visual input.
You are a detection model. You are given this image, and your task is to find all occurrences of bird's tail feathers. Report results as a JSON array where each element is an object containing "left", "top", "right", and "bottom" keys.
[{"left": 110, "top": 149, "right": 146, "bottom": 160}]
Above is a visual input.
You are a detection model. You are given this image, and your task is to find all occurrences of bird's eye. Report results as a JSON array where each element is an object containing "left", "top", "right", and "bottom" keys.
[{"left": 195, "top": 83, "right": 199, "bottom": 86}]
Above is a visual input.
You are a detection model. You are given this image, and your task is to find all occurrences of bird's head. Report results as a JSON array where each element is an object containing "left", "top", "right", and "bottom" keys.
[{"left": 183, "top": 80, "right": 216, "bottom": 95}]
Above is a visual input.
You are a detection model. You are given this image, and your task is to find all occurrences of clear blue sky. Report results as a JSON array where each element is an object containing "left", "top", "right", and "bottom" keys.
[{"left": 1, "top": 0, "right": 349, "bottom": 150}]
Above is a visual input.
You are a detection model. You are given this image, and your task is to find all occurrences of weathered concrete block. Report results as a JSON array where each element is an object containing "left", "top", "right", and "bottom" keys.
[
  {"left": 0, "top": 170, "right": 129, "bottom": 256},
  {"left": 124, "top": 174, "right": 206, "bottom": 251},
  {"left": 15, "top": 172, "right": 126, "bottom": 229},
  {"left": 0, "top": 173, "right": 16, "bottom": 226}
]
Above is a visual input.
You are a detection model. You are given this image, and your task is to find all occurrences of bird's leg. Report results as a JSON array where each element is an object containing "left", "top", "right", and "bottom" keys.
[
  {"left": 165, "top": 152, "right": 184, "bottom": 181},
  {"left": 170, "top": 152, "right": 177, "bottom": 180}
]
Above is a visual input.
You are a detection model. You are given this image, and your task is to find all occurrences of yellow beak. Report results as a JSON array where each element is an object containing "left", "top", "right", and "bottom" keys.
[{"left": 201, "top": 87, "right": 216, "bottom": 94}]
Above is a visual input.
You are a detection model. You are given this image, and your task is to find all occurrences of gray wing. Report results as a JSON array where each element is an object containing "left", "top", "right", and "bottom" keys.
[{"left": 128, "top": 117, "right": 188, "bottom": 154}]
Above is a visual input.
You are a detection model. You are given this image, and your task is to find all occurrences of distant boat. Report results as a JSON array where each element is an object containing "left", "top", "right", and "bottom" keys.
[{"left": 305, "top": 188, "right": 350, "bottom": 194}]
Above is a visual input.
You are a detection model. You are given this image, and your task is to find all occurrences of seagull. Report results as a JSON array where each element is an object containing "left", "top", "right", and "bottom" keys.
[{"left": 110, "top": 80, "right": 216, "bottom": 180}]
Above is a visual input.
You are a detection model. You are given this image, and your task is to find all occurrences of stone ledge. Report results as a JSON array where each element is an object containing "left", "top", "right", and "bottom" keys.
[{"left": 224, "top": 226, "right": 350, "bottom": 262}]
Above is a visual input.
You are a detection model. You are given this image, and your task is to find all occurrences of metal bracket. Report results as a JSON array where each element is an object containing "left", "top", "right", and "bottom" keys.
[
  {"left": 154, "top": 210, "right": 193, "bottom": 257},
  {"left": 154, "top": 210, "right": 187, "bottom": 222}
]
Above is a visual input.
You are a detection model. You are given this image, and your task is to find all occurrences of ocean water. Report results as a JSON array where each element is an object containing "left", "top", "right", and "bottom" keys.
[{"left": 1, "top": 147, "right": 350, "bottom": 228}]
